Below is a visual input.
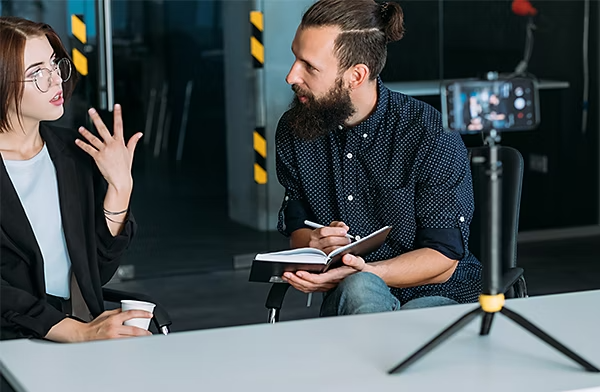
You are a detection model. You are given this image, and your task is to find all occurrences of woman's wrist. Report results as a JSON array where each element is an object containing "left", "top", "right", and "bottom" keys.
[
  {"left": 45, "top": 317, "right": 88, "bottom": 343},
  {"left": 106, "top": 179, "right": 133, "bottom": 195}
]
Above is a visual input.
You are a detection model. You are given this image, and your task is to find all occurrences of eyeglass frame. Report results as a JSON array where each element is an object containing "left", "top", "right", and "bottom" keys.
[{"left": 21, "top": 58, "right": 72, "bottom": 93}]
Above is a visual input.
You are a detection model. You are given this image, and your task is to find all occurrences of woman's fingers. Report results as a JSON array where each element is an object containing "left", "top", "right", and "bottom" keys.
[
  {"left": 87, "top": 107, "right": 112, "bottom": 141},
  {"left": 78, "top": 127, "right": 104, "bottom": 150},
  {"left": 75, "top": 138, "right": 98, "bottom": 158},
  {"left": 112, "top": 104, "right": 124, "bottom": 140},
  {"left": 126, "top": 132, "right": 143, "bottom": 158}
]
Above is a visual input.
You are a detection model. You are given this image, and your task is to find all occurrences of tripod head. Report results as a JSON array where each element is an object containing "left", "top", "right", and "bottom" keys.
[{"left": 441, "top": 75, "right": 540, "bottom": 135}]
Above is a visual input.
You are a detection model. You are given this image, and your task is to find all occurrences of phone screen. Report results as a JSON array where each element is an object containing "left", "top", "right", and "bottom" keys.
[{"left": 441, "top": 78, "right": 540, "bottom": 134}]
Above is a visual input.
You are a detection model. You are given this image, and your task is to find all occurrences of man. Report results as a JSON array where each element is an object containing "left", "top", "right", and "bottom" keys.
[
  {"left": 464, "top": 94, "right": 483, "bottom": 131},
  {"left": 276, "top": 0, "right": 482, "bottom": 317},
  {"left": 485, "top": 93, "right": 508, "bottom": 129}
]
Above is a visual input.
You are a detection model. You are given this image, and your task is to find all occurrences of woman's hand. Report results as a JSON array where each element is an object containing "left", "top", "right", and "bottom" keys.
[
  {"left": 79, "top": 309, "right": 153, "bottom": 341},
  {"left": 45, "top": 308, "right": 153, "bottom": 342},
  {"left": 75, "top": 104, "right": 142, "bottom": 191}
]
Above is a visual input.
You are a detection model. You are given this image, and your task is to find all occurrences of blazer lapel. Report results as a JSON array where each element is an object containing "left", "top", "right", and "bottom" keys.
[
  {"left": 0, "top": 158, "right": 41, "bottom": 268},
  {"left": 41, "top": 125, "right": 87, "bottom": 271},
  {"left": 41, "top": 125, "right": 100, "bottom": 310}
]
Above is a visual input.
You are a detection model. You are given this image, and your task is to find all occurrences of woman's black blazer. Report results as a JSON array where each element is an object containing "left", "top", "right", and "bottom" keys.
[{"left": 0, "top": 123, "right": 136, "bottom": 340}]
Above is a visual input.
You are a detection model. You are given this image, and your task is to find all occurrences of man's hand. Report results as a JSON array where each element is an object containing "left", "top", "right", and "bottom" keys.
[
  {"left": 282, "top": 254, "right": 366, "bottom": 293},
  {"left": 308, "top": 221, "right": 352, "bottom": 254}
]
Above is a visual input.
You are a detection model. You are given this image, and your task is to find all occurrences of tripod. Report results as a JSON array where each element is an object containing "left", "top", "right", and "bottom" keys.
[{"left": 388, "top": 129, "right": 600, "bottom": 374}]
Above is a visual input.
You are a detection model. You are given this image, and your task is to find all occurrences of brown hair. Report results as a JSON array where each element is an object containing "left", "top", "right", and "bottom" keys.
[
  {"left": 300, "top": 0, "right": 404, "bottom": 80},
  {"left": 0, "top": 16, "right": 77, "bottom": 133}
]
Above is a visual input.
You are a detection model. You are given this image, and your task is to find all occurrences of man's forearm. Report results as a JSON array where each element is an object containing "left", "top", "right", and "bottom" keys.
[{"left": 364, "top": 248, "right": 458, "bottom": 288}]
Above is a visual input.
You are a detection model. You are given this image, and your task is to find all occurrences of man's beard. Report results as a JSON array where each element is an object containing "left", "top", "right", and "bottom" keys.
[{"left": 287, "top": 79, "right": 356, "bottom": 140}]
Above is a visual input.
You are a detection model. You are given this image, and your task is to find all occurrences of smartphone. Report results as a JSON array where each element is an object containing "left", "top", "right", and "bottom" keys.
[{"left": 441, "top": 78, "right": 540, "bottom": 134}]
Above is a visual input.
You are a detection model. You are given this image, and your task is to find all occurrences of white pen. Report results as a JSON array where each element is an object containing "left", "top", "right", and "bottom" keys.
[{"left": 303, "top": 220, "right": 355, "bottom": 240}]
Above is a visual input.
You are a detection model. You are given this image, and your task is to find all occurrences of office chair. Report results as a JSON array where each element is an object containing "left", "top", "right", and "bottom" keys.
[
  {"left": 102, "top": 288, "right": 172, "bottom": 335},
  {"left": 264, "top": 145, "right": 528, "bottom": 323},
  {"left": 468, "top": 145, "right": 528, "bottom": 299}
]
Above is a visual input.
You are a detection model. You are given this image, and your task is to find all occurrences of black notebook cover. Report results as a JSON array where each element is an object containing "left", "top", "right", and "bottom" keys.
[{"left": 249, "top": 226, "right": 392, "bottom": 283}]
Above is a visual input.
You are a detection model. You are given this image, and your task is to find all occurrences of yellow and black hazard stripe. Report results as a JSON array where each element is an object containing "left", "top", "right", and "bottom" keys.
[
  {"left": 254, "top": 127, "right": 267, "bottom": 184},
  {"left": 250, "top": 11, "right": 264, "bottom": 68},
  {"left": 70, "top": 14, "right": 88, "bottom": 76}
]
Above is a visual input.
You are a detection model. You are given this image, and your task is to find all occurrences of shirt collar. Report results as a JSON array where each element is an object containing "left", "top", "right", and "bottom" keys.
[{"left": 345, "top": 77, "right": 389, "bottom": 134}]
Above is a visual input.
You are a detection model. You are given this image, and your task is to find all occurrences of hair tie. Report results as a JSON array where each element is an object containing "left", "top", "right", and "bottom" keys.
[{"left": 380, "top": 2, "right": 390, "bottom": 19}]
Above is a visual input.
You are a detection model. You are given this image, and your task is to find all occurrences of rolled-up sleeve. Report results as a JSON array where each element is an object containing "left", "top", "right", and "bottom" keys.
[{"left": 414, "top": 130, "right": 475, "bottom": 260}]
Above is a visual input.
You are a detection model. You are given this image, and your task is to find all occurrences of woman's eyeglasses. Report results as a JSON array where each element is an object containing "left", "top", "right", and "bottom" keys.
[{"left": 22, "top": 58, "right": 72, "bottom": 93}]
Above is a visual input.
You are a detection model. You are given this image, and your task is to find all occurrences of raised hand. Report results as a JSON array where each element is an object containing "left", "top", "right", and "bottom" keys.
[{"left": 75, "top": 104, "right": 142, "bottom": 191}]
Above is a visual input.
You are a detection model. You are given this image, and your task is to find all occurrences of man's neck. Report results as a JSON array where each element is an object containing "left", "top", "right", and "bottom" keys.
[{"left": 345, "top": 80, "right": 379, "bottom": 127}]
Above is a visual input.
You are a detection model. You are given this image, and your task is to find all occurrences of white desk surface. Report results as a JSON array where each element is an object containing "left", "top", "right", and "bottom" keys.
[
  {"left": 1, "top": 290, "right": 599, "bottom": 392},
  {"left": 385, "top": 79, "right": 570, "bottom": 97}
]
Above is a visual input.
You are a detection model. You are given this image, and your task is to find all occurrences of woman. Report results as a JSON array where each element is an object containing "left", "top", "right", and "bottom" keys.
[{"left": 0, "top": 16, "right": 150, "bottom": 341}]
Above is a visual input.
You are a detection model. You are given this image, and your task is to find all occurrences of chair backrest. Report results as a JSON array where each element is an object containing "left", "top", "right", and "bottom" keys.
[{"left": 468, "top": 146, "right": 524, "bottom": 275}]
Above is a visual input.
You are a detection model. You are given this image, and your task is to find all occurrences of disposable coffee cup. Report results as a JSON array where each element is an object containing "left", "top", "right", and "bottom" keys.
[{"left": 121, "top": 300, "right": 156, "bottom": 330}]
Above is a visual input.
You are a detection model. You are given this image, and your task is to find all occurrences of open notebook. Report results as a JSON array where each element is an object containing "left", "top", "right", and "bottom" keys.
[{"left": 249, "top": 226, "right": 392, "bottom": 283}]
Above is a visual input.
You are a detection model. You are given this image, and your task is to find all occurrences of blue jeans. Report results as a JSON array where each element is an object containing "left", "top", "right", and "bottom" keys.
[{"left": 320, "top": 272, "right": 458, "bottom": 317}]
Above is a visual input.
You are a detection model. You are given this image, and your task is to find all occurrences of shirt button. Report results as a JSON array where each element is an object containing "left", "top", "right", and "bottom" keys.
[
  {"left": 346, "top": 153, "right": 353, "bottom": 159},
  {"left": 338, "top": 125, "right": 343, "bottom": 130},
  {"left": 285, "top": 196, "right": 289, "bottom": 201},
  {"left": 459, "top": 216, "right": 465, "bottom": 222},
  {"left": 363, "top": 133, "right": 368, "bottom": 138},
  {"left": 347, "top": 195, "right": 354, "bottom": 201}
]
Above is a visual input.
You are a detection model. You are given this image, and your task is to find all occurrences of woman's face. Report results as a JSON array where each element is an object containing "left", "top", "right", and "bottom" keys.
[{"left": 12, "top": 35, "right": 65, "bottom": 127}]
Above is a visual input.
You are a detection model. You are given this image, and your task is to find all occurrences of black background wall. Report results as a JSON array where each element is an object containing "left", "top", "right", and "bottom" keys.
[{"left": 381, "top": 0, "right": 599, "bottom": 231}]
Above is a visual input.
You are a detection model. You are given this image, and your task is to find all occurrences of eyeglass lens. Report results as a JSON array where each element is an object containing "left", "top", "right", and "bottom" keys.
[{"left": 34, "top": 58, "right": 72, "bottom": 93}]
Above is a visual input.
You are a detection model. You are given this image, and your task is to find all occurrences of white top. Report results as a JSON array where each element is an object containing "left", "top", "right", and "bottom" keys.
[{"left": 4, "top": 143, "right": 72, "bottom": 298}]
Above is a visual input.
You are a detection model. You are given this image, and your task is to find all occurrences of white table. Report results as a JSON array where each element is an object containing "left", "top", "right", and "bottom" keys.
[{"left": 1, "top": 290, "right": 599, "bottom": 392}]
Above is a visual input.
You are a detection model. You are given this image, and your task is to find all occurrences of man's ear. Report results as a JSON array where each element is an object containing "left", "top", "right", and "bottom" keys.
[{"left": 345, "top": 64, "right": 370, "bottom": 89}]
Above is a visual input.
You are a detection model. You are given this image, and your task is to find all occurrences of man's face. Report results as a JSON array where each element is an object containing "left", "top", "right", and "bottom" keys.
[{"left": 285, "top": 26, "right": 355, "bottom": 139}]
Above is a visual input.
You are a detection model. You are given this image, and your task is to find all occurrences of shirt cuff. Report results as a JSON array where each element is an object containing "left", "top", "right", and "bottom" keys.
[
  {"left": 280, "top": 199, "right": 309, "bottom": 236},
  {"left": 415, "top": 228, "right": 465, "bottom": 260}
]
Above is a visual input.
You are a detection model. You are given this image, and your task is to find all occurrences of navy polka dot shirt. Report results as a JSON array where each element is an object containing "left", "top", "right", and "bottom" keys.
[{"left": 276, "top": 78, "right": 482, "bottom": 304}]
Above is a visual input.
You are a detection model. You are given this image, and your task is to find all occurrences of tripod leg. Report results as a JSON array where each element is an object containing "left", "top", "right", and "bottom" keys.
[
  {"left": 388, "top": 307, "right": 482, "bottom": 374},
  {"left": 501, "top": 307, "right": 600, "bottom": 372},
  {"left": 480, "top": 312, "right": 495, "bottom": 336}
]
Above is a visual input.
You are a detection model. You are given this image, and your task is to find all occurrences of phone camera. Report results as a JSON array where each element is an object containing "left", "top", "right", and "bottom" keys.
[
  {"left": 515, "top": 87, "right": 524, "bottom": 97},
  {"left": 514, "top": 97, "right": 526, "bottom": 110}
]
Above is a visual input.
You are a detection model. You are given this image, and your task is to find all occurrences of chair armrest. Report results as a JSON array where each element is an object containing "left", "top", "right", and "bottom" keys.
[
  {"left": 102, "top": 288, "right": 172, "bottom": 334},
  {"left": 501, "top": 267, "right": 525, "bottom": 296},
  {"left": 265, "top": 283, "right": 291, "bottom": 310}
]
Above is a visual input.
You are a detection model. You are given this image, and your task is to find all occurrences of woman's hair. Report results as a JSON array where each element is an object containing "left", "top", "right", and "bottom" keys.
[
  {"left": 0, "top": 16, "right": 77, "bottom": 133},
  {"left": 300, "top": 0, "right": 405, "bottom": 80}
]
